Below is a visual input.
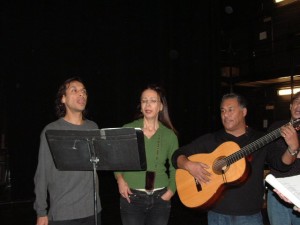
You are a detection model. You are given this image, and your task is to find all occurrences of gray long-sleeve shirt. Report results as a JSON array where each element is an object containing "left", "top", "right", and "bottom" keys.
[{"left": 34, "top": 118, "right": 101, "bottom": 221}]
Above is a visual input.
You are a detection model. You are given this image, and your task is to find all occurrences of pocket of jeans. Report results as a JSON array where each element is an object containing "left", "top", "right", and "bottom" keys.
[{"left": 128, "top": 193, "right": 139, "bottom": 199}]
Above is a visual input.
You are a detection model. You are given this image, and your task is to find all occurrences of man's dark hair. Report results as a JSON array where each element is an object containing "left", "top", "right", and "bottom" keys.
[
  {"left": 220, "top": 93, "right": 247, "bottom": 108},
  {"left": 291, "top": 91, "right": 300, "bottom": 104}
]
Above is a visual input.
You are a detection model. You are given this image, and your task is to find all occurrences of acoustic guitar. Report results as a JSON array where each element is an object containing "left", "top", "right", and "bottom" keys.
[{"left": 175, "top": 119, "right": 300, "bottom": 209}]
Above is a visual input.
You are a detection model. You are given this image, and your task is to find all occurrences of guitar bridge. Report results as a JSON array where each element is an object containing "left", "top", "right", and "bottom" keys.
[
  {"left": 194, "top": 178, "right": 202, "bottom": 191},
  {"left": 222, "top": 169, "right": 228, "bottom": 183}
]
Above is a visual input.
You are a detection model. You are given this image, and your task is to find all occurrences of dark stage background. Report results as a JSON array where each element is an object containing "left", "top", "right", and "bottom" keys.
[
  {"left": 1, "top": 1, "right": 222, "bottom": 199},
  {"left": 1, "top": 0, "right": 300, "bottom": 210}
]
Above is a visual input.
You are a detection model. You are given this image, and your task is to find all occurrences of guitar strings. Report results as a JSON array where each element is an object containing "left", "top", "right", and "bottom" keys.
[
  {"left": 213, "top": 119, "right": 300, "bottom": 172},
  {"left": 213, "top": 127, "right": 282, "bottom": 171}
]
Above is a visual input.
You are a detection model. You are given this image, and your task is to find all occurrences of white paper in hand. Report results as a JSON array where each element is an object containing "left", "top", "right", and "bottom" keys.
[{"left": 265, "top": 174, "right": 300, "bottom": 208}]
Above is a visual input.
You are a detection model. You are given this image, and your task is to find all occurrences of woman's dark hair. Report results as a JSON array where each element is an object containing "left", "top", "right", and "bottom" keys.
[
  {"left": 135, "top": 84, "right": 177, "bottom": 134},
  {"left": 55, "top": 77, "right": 87, "bottom": 118}
]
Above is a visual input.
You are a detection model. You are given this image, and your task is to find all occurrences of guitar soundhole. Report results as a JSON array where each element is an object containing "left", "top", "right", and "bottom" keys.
[{"left": 213, "top": 157, "right": 228, "bottom": 175}]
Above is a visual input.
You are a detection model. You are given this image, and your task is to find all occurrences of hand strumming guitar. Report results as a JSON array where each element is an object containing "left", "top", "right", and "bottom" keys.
[{"left": 177, "top": 155, "right": 211, "bottom": 184}]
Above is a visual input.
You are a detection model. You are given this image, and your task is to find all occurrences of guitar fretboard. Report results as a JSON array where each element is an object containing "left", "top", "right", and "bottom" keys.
[{"left": 225, "top": 120, "right": 298, "bottom": 166}]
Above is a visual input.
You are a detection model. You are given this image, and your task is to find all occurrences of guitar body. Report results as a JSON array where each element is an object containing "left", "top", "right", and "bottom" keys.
[{"left": 175, "top": 141, "right": 248, "bottom": 209}]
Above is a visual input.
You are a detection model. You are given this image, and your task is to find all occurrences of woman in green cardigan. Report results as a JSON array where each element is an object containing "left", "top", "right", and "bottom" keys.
[{"left": 115, "top": 84, "right": 179, "bottom": 225}]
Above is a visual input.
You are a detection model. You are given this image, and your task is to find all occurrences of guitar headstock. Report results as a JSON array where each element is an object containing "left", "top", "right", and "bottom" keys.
[{"left": 291, "top": 118, "right": 300, "bottom": 131}]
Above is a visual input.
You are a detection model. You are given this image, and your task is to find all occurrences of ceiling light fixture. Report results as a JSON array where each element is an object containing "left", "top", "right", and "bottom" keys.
[
  {"left": 274, "top": 0, "right": 298, "bottom": 6},
  {"left": 277, "top": 87, "right": 300, "bottom": 96}
]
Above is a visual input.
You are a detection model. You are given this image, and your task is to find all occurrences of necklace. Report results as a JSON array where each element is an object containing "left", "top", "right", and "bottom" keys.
[{"left": 153, "top": 133, "right": 161, "bottom": 171}]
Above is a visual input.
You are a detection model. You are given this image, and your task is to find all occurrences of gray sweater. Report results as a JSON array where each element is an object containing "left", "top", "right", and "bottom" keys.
[{"left": 34, "top": 118, "right": 101, "bottom": 221}]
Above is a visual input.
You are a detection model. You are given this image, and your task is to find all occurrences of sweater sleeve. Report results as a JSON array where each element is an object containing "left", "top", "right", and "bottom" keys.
[
  {"left": 266, "top": 120, "right": 294, "bottom": 172},
  {"left": 171, "top": 133, "right": 213, "bottom": 169},
  {"left": 33, "top": 130, "right": 51, "bottom": 217},
  {"left": 167, "top": 133, "right": 179, "bottom": 193},
  {"left": 113, "top": 121, "right": 139, "bottom": 177}
]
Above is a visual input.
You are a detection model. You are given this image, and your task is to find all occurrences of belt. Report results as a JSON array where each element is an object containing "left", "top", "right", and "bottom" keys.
[{"left": 132, "top": 187, "right": 166, "bottom": 196}]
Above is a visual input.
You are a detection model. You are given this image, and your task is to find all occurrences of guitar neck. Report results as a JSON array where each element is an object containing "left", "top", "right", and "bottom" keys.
[{"left": 225, "top": 127, "right": 282, "bottom": 166}]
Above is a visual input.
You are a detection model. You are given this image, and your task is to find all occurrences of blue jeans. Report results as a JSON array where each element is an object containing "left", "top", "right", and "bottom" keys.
[
  {"left": 120, "top": 188, "right": 171, "bottom": 225},
  {"left": 267, "top": 189, "right": 300, "bottom": 225},
  {"left": 207, "top": 211, "right": 263, "bottom": 225}
]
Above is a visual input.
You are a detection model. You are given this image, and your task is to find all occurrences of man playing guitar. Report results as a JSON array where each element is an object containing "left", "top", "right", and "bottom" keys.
[{"left": 172, "top": 93, "right": 299, "bottom": 225}]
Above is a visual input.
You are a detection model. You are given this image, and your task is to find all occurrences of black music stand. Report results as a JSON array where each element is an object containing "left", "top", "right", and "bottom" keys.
[{"left": 45, "top": 127, "right": 146, "bottom": 225}]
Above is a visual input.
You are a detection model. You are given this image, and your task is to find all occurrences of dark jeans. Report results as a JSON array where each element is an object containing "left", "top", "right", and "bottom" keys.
[
  {"left": 267, "top": 189, "right": 300, "bottom": 225},
  {"left": 49, "top": 212, "right": 101, "bottom": 225},
  {"left": 207, "top": 211, "right": 263, "bottom": 225},
  {"left": 120, "top": 188, "right": 171, "bottom": 225}
]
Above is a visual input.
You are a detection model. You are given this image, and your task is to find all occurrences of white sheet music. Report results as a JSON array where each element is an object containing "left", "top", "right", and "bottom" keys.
[{"left": 265, "top": 174, "right": 300, "bottom": 208}]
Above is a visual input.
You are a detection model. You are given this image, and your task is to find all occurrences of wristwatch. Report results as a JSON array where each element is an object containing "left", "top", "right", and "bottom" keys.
[{"left": 287, "top": 147, "right": 300, "bottom": 156}]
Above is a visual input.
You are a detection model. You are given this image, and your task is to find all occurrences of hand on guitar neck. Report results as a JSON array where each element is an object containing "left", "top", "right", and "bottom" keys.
[{"left": 280, "top": 123, "right": 300, "bottom": 164}]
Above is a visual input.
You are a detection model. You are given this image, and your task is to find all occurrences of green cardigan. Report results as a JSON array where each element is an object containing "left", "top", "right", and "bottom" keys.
[{"left": 115, "top": 119, "right": 179, "bottom": 193}]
